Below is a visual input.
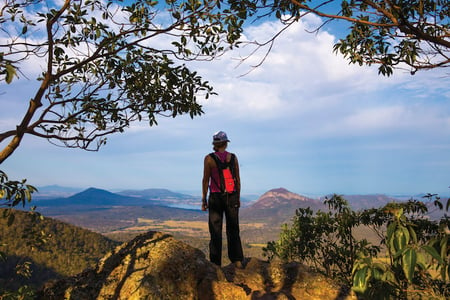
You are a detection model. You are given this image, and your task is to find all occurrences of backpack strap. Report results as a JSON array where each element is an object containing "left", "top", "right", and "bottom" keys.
[
  {"left": 209, "top": 153, "right": 236, "bottom": 193},
  {"left": 209, "top": 153, "right": 224, "bottom": 192},
  {"left": 228, "top": 154, "right": 236, "bottom": 177}
]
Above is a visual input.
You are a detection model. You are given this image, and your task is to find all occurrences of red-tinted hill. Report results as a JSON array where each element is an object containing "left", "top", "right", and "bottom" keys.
[{"left": 241, "top": 188, "right": 325, "bottom": 225}]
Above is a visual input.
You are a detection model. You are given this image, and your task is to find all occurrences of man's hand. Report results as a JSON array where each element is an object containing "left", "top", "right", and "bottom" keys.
[{"left": 201, "top": 199, "right": 208, "bottom": 211}]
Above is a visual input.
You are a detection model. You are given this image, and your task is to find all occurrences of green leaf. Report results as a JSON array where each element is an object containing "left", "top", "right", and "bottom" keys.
[
  {"left": 415, "top": 251, "right": 427, "bottom": 269},
  {"left": 372, "top": 267, "right": 383, "bottom": 280},
  {"left": 5, "top": 64, "right": 17, "bottom": 84},
  {"left": 352, "top": 267, "right": 368, "bottom": 293},
  {"left": 408, "top": 226, "right": 417, "bottom": 244},
  {"left": 402, "top": 248, "right": 416, "bottom": 283},
  {"left": 382, "top": 270, "right": 397, "bottom": 284},
  {"left": 393, "top": 229, "right": 406, "bottom": 251},
  {"left": 440, "top": 236, "right": 447, "bottom": 260},
  {"left": 422, "top": 245, "right": 444, "bottom": 264},
  {"left": 386, "top": 222, "right": 396, "bottom": 241},
  {"left": 441, "top": 264, "right": 448, "bottom": 281},
  {"left": 24, "top": 189, "right": 31, "bottom": 201},
  {"left": 401, "top": 226, "right": 410, "bottom": 245}
]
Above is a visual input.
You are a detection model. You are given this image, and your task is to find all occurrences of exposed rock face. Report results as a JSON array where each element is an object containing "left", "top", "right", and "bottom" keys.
[{"left": 38, "top": 231, "right": 356, "bottom": 300}]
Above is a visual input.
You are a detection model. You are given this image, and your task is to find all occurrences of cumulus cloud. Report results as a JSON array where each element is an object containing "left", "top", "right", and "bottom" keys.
[
  {"left": 191, "top": 18, "right": 406, "bottom": 122},
  {"left": 187, "top": 17, "right": 449, "bottom": 144}
]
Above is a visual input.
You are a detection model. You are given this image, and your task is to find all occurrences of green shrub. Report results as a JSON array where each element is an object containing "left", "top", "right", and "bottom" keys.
[{"left": 264, "top": 194, "right": 449, "bottom": 299}]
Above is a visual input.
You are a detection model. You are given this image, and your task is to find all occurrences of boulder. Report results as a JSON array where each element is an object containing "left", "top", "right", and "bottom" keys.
[{"left": 38, "top": 231, "right": 356, "bottom": 300}]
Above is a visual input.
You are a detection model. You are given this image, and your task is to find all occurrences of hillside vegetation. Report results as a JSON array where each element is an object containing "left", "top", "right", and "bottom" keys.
[
  {"left": 0, "top": 209, "right": 119, "bottom": 290},
  {"left": 264, "top": 194, "right": 449, "bottom": 299}
]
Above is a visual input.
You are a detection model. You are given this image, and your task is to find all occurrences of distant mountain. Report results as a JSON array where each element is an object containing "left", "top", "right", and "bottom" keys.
[
  {"left": 241, "top": 188, "right": 326, "bottom": 225},
  {"left": 34, "top": 187, "right": 152, "bottom": 207},
  {"left": 33, "top": 187, "right": 202, "bottom": 210},
  {"left": 32, "top": 187, "right": 206, "bottom": 224},
  {"left": 323, "top": 194, "right": 403, "bottom": 210},
  {"left": 249, "top": 188, "right": 319, "bottom": 209},
  {"left": 68, "top": 187, "right": 145, "bottom": 205}
]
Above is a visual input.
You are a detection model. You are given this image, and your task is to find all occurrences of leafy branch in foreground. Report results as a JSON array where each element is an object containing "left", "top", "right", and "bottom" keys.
[
  {"left": 0, "top": 170, "right": 37, "bottom": 224},
  {"left": 0, "top": 0, "right": 254, "bottom": 163},
  {"left": 256, "top": 0, "right": 450, "bottom": 76}
]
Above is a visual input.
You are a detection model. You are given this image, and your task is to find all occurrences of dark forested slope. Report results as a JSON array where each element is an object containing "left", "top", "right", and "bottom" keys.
[{"left": 0, "top": 209, "right": 119, "bottom": 290}]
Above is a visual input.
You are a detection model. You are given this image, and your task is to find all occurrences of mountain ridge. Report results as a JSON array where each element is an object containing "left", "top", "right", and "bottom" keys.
[
  {"left": 35, "top": 185, "right": 432, "bottom": 210},
  {"left": 32, "top": 186, "right": 412, "bottom": 213}
]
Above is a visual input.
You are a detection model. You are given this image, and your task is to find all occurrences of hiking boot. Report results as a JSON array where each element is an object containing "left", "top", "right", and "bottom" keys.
[{"left": 233, "top": 261, "right": 244, "bottom": 269}]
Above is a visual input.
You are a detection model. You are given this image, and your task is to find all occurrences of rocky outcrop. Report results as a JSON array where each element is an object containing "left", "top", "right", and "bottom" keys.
[{"left": 38, "top": 231, "right": 356, "bottom": 300}]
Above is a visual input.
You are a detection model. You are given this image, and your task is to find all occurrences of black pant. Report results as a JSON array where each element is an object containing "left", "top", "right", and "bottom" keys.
[{"left": 208, "top": 192, "right": 244, "bottom": 266}]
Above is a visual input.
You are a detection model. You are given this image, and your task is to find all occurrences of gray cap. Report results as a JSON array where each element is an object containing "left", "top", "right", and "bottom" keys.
[{"left": 212, "top": 131, "right": 230, "bottom": 144}]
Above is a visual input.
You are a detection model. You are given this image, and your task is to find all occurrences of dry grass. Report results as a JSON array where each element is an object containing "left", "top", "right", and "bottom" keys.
[
  {"left": 162, "top": 220, "right": 208, "bottom": 230},
  {"left": 248, "top": 243, "right": 267, "bottom": 248},
  {"left": 107, "top": 218, "right": 208, "bottom": 237},
  {"left": 111, "top": 218, "right": 268, "bottom": 238},
  {"left": 241, "top": 223, "right": 266, "bottom": 229}
]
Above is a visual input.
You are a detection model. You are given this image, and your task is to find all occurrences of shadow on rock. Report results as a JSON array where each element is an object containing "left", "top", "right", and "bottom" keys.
[
  {"left": 222, "top": 258, "right": 357, "bottom": 300},
  {"left": 37, "top": 231, "right": 357, "bottom": 300},
  {"left": 37, "top": 231, "right": 225, "bottom": 299}
]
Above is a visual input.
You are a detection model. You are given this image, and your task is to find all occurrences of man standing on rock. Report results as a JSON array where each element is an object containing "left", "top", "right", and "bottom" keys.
[{"left": 202, "top": 131, "right": 244, "bottom": 268}]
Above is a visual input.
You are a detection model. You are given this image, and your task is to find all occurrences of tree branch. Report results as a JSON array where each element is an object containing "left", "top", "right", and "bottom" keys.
[
  {"left": 288, "top": 0, "right": 398, "bottom": 27},
  {"left": 0, "top": 0, "right": 72, "bottom": 164}
]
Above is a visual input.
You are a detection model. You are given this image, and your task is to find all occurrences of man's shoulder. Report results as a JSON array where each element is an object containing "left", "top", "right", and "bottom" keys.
[{"left": 205, "top": 153, "right": 216, "bottom": 162}]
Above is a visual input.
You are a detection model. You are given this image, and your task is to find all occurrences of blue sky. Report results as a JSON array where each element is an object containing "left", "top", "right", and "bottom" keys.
[{"left": 1, "top": 8, "right": 449, "bottom": 197}]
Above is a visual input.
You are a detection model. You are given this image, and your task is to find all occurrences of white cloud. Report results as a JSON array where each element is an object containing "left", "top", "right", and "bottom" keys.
[
  {"left": 339, "top": 106, "right": 412, "bottom": 134},
  {"left": 190, "top": 17, "right": 412, "bottom": 124},
  {"left": 185, "top": 17, "right": 449, "bottom": 146}
]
